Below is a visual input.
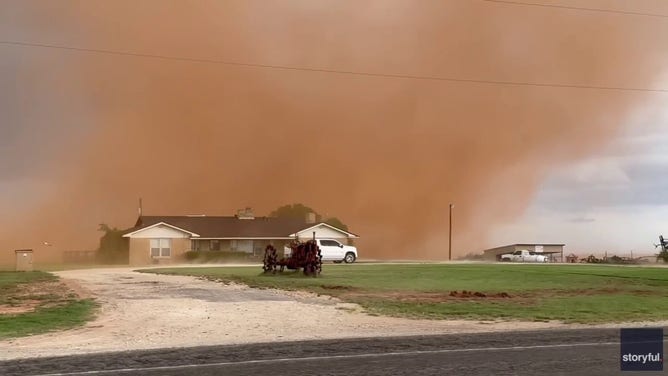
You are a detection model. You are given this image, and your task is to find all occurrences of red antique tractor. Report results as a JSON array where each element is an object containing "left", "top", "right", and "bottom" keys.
[{"left": 263, "top": 240, "right": 322, "bottom": 276}]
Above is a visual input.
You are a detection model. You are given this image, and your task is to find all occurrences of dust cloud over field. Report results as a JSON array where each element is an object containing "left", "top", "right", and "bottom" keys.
[{"left": 1, "top": 0, "right": 667, "bottom": 262}]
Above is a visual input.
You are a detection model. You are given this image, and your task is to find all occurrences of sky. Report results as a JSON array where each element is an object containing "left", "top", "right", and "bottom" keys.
[
  {"left": 492, "top": 99, "right": 668, "bottom": 255},
  {"left": 1, "top": 0, "right": 668, "bottom": 262}
]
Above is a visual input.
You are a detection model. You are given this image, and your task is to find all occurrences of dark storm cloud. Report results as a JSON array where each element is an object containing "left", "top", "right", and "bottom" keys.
[{"left": 535, "top": 155, "right": 668, "bottom": 212}]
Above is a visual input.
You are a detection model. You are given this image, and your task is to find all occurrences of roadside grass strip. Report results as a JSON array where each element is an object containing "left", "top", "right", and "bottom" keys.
[{"left": 0, "top": 271, "right": 96, "bottom": 339}]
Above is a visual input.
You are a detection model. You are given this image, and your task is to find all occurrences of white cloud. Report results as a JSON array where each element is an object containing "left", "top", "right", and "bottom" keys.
[
  {"left": 490, "top": 99, "right": 668, "bottom": 254},
  {"left": 563, "top": 157, "right": 630, "bottom": 186},
  {"left": 491, "top": 205, "right": 668, "bottom": 256}
]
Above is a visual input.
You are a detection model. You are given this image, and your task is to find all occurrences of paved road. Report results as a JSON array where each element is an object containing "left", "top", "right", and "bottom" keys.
[{"left": 1, "top": 328, "right": 665, "bottom": 376}]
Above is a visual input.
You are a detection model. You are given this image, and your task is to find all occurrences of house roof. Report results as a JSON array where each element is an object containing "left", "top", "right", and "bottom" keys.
[{"left": 123, "top": 215, "right": 355, "bottom": 239}]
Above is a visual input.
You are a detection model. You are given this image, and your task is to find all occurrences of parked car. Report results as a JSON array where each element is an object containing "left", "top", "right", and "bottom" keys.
[
  {"left": 285, "top": 239, "right": 357, "bottom": 263},
  {"left": 500, "top": 250, "right": 548, "bottom": 263}
]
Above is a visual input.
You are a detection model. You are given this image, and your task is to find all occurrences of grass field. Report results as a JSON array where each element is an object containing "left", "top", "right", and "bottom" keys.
[
  {"left": 144, "top": 264, "right": 668, "bottom": 323},
  {"left": 0, "top": 271, "right": 96, "bottom": 339}
]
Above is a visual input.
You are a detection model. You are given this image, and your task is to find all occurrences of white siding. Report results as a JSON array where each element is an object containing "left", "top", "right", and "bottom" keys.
[
  {"left": 295, "top": 224, "right": 349, "bottom": 241},
  {"left": 129, "top": 224, "right": 191, "bottom": 239}
]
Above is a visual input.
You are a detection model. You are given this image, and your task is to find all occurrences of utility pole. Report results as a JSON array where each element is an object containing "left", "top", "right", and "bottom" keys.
[{"left": 448, "top": 203, "right": 454, "bottom": 261}]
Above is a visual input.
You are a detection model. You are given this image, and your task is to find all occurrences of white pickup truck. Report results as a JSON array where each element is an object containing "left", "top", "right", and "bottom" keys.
[
  {"left": 285, "top": 239, "right": 358, "bottom": 263},
  {"left": 500, "top": 250, "right": 548, "bottom": 263}
]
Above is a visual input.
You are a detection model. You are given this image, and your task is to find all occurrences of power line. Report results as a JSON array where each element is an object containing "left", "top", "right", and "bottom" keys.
[
  {"left": 480, "top": 0, "right": 668, "bottom": 18},
  {"left": 1, "top": 40, "right": 667, "bottom": 93}
]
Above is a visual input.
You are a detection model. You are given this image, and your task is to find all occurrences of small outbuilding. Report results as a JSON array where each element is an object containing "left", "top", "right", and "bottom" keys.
[
  {"left": 15, "top": 249, "right": 34, "bottom": 271},
  {"left": 483, "top": 244, "right": 565, "bottom": 262}
]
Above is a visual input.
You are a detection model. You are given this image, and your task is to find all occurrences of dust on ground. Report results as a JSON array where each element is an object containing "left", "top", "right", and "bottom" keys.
[
  {"left": 312, "top": 284, "right": 662, "bottom": 303},
  {"left": 0, "top": 279, "right": 84, "bottom": 315},
  {"left": 0, "top": 267, "right": 666, "bottom": 360}
]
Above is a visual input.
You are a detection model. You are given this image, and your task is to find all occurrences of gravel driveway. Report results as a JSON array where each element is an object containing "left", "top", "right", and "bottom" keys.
[{"left": 0, "top": 267, "right": 651, "bottom": 360}]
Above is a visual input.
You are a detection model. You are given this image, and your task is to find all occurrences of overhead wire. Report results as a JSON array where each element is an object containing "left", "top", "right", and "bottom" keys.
[
  {"left": 479, "top": 0, "right": 668, "bottom": 19},
  {"left": 1, "top": 40, "right": 666, "bottom": 93}
]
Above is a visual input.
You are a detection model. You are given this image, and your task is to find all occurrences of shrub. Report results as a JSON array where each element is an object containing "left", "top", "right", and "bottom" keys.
[
  {"left": 182, "top": 251, "right": 258, "bottom": 263},
  {"left": 657, "top": 250, "right": 668, "bottom": 263}
]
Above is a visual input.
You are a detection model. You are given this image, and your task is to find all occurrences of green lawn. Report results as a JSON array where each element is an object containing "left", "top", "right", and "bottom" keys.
[
  {"left": 143, "top": 264, "right": 668, "bottom": 323},
  {"left": 0, "top": 271, "right": 96, "bottom": 339},
  {"left": 0, "top": 271, "right": 58, "bottom": 292}
]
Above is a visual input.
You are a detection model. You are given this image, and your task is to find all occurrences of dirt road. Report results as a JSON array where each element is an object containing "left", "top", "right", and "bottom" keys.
[{"left": 0, "top": 267, "right": 661, "bottom": 360}]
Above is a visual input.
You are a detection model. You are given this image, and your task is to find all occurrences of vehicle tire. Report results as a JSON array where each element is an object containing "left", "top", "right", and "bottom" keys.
[{"left": 344, "top": 253, "right": 356, "bottom": 264}]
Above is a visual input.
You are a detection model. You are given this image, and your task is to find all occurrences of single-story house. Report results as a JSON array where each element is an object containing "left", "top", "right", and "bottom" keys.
[
  {"left": 482, "top": 244, "right": 565, "bottom": 262},
  {"left": 122, "top": 211, "right": 359, "bottom": 265}
]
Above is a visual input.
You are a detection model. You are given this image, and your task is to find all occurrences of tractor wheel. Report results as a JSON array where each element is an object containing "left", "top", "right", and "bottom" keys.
[{"left": 344, "top": 253, "right": 356, "bottom": 264}]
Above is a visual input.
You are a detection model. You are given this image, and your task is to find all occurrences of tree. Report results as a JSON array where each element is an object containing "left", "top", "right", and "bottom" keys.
[
  {"left": 657, "top": 249, "right": 668, "bottom": 263},
  {"left": 270, "top": 203, "right": 321, "bottom": 221},
  {"left": 323, "top": 217, "right": 348, "bottom": 231},
  {"left": 97, "top": 224, "right": 129, "bottom": 264},
  {"left": 270, "top": 203, "right": 348, "bottom": 230}
]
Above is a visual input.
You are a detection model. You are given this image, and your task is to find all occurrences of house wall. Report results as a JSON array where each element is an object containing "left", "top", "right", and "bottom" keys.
[
  {"left": 129, "top": 237, "right": 191, "bottom": 266},
  {"left": 193, "top": 239, "right": 240, "bottom": 252},
  {"left": 129, "top": 238, "right": 150, "bottom": 265},
  {"left": 128, "top": 225, "right": 192, "bottom": 239},
  {"left": 192, "top": 239, "right": 292, "bottom": 256}
]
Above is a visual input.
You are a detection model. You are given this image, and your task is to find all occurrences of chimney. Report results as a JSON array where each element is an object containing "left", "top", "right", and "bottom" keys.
[
  {"left": 237, "top": 207, "right": 255, "bottom": 220},
  {"left": 306, "top": 212, "right": 316, "bottom": 224}
]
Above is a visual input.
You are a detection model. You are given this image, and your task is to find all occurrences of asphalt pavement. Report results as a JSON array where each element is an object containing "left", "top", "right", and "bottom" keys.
[{"left": 1, "top": 328, "right": 666, "bottom": 376}]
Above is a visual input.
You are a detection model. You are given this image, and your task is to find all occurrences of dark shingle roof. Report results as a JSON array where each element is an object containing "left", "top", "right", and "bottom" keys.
[{"left": 125, "top": 215, "right": 313, "bottom": 238}]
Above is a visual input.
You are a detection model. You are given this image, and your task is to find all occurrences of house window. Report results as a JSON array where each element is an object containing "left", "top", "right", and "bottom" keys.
[
  {"left": 320, "top": 240, "right": 340, "bottom": 247},
  {"left": 150, "top": 239, "right": 171, "bottom": 258},
  {"left": 210, "top": 240, "right": 221, "bottom": 251}
]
